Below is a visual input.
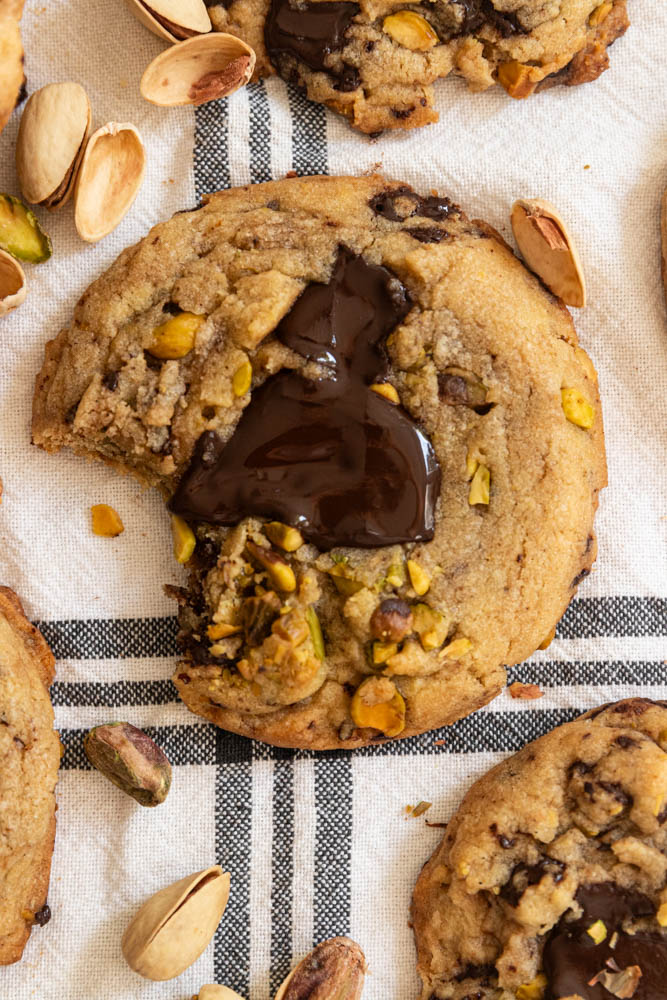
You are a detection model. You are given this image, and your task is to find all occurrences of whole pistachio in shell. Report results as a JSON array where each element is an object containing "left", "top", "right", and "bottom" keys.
[
  {"left": 123, "top": 0, "right": 211, "bottom": 43},
  {"left": 274, "top": 937, "right": 366, "bottom": 1000},
  {"left": 84, "top": 722, "right": 171, "bottom": 806},
  {"left": 0, "top": 249, "right": 26, "bottom": 317},
  {"left": 74, "top": 122, "right": 145, "bottom": 243},
  {"left": 122, "top": 866, "right": 230, "bottom": 980},
  {"left": 16, "top": 82, "right": 91, "bottom": 210},
  {"left": 197, "top": 988, "right": 246, "bottom": 1000},
  {"left": 140, "top": 33, "right": 256, "bottom": 107},
  {"left": 510, "top": 198, "right": 586, "bottom": 308}
]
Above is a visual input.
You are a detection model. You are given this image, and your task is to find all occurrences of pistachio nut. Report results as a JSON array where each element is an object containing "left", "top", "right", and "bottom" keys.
[
  {"left": 84, "top": 722, "right": 171, "bottom": 805},
  {"left": 140, "top": 33, "right": 256, "bottom": 107},
  {"left": 122, "top": 866, "right": 230, "bottom": 980},
  {"left": 196, "top": 987, "right": 245, "bottom": 1000},
  {"left": 0, "top": 194, "right": 51, "bottom": 262},
  {"left": 0, "top": 249, "right": 26, "bottom": 317},
  {"left": 275, "top": 937, "right": 366, "bottom": 1000},
  {"left": 16, "top": 82, "right": 91, "bottom": 210},
  {"left": 74, "top": 122, "right": 145, "bottom": 242},
  {"left": 123, "top": 0, "right": 211, "bottom": 43},
  {"left": 511, "top": 198, "right": 586, "bottom": 308},
  {"left": 661, "top": 186, "right": 667, "bottom": 311}
]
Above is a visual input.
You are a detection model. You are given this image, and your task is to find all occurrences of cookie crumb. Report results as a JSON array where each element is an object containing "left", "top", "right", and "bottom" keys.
[{"left": 509, "top": 682, "right": 544, "bottom": 700}]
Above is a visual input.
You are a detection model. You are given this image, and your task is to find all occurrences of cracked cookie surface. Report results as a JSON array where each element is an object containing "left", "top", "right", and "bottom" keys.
[
  {"left": 412, "top": 699, "right": 667, "bottom": 1000},
  {"left": 209, "top": 0, "right": 629, "bottom": 133},
  {"left": 32, "top": 175, "right": 605, "bottom": 749},
  {"left": 0, "top": 587, "right": 60, "bottom": 964}
]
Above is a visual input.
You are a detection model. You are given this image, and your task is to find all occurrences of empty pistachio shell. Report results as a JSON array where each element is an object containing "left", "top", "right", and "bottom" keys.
[
  {"left": 661, "top": 186, "right": 667, "bottom": 311},
  {"left": 197, "top": 988, "right": 245, "bottom": 1000},
  {"left": 0, "top": 249, "right": 26, "bottom": 317},
  {"left": 0, "top": 194, "right": 52, "bottom": 262},
  {"left": 74, "top": 123, "right": 145, "bottom": 242},
  {"left": 275, "top": 937, "right": 366, "bottom": 1000},
  {"left": 140, "top": 33, "right": 255, "bottom": 107},
  {"left": 511, "top": 198, "right": 586, "bottom": 308},
  {"left": 122, "top": 866, "right": 230, "bottom": 980},
  {"left": 124, "top": 0, "right": 211, "bottom": 43},
  {"left": 16, "top": 82, "right": 91, "bottom": 209}
]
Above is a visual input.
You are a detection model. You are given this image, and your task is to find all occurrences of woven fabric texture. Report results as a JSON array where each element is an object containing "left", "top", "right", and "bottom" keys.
[{"left": 0, "top": 1, "right": 666, "bottom": 997}]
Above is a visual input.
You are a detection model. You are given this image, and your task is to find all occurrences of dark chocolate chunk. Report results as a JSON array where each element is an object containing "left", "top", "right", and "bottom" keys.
[
  {"left": 407, "top": 226, "right": 447, "bottom": 244},
  {"left": 501, "top": 858, "right": 565, "bottom": 908},
  {"left": 265, "top": 0, "right": 360, "bottom": 82},
  {"left": 34, "top": 904, "right": 51, "bottom": 926},
  {"left": 458, "top": 0, "right": 524, "bottom": 38},
  {"left": 370, "top": 185, "right": 457, "bottom": 222},
  {"left": 102, "top": 371, "right": 119, "bottom": 391},
  {"left": 335, "top": 64, "right": 361, "bottom": 91},
  {"left": 162, "top": 300, "right": 182, "bottom": 314},
  {"left": 544, "top": 884, "right": 664, "bottom": 1000},
  {"left": 171, "top": 247, "right": 441, "bottom": 550}
]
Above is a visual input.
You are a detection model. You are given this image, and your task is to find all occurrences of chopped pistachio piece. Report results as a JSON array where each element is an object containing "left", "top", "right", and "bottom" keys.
[
  {"left": 232, "top": 359, "right": 252, "bottom": 396},
  {"left": 171, "top": 514, "right": 196, "bottom": 563},
  {"left": 412, "top": 603, "right": 448, "bottom": 651},
  {"left": 350, "top": 676, "right": 406, "bottom": 737},
  {"left": 561, "top": 387, "right": 594, "bottom": 429},
  {"left": 148, "top": 311, "right": 203, "bottom": 359},
  {"left": 306, "top": 606, "right": 325, "bottom": 660},
  {"left": 516, "top": 974, "right": 548, "bottom": 1000},
  {"left": 586, "top": 919, "right": 607, "bottom": 944},
  {"left": 383, "top": 10, "right": 438, "bottom": 50},
  {"left": 440, "top": 637, "right": 472, "bottom": 660},
  {"left": 657, "top": 902, "right": 667, "bottom": 927},
  {"left": 91, "top": 503, "right": 124, "bottom": 537},
  {"left": 264, "top": 521, "right": 304, "bottom": 552},
  {"left": 407, "top": 559, "right": 430, "bottom": 596},
  {"left": 372, "top": 640, "right": 399, "bottom": 665},
  {"left": 386, "top": 561, "right": 406, "bottom": 588},
  {"left": 468, "top": 463, "right": 490, "bottom": 505},
  {"left": 370, "top": 382, "right": 400, "bottom": 404},
  {"left": 207, "top": 622, "right": 240, "bottom": 640},
  {"left": 246, "top": 540, "right": 296, "bottom": 592}
]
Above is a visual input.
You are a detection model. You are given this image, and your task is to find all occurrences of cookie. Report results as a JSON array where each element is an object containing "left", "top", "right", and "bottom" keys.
[
  {"left": 0, "top": 587, "right": 60, "bottom": 964},
  {"left": 412, "top": 698, "right": 667, "bottom": 1000},
  {"left": 209, "top": 0, "right": 630, "bottom": 133},
  {"left": 0, "top": 0, "right": 26, "bottom": 136},
  {"left": 32, "top": 175, "right": 606, "bottom": 749}
]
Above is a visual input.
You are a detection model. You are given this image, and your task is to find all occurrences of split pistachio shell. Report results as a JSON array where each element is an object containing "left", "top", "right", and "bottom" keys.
[
  {"left": 140, "top": 33, "right": 256, "bottom": 107},
  {"left": 275, "top": 937, "right": 366, "bottom": 1000},
  {"left": 511, "top": 198, "right": 586, "bottom": 308},
  {"left": 661, "top": 186, "right": 667, "bottom": 311},
  {"left": 122, "top": 866, "right": 230, "bottom": 980},
  {"left": 16, "top": 82, "right": 91, "bottom": 210},
  {"left": 74, "top": 123, "right": 145, "bottom": 242},
  {"left": 197, "top": 988, "right": 246, "bottom": 1000},
  {"left": 0, "top": 249, "right": 26, "bottom": 317},
  {"left": 124, "top": 0, "right": 211, "bottom": 43}
]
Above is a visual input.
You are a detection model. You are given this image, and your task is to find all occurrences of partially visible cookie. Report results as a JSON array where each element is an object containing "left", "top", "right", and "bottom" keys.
[
  {"left": 412, "top": 699, "right": 667, "bottom": 1000},
  {"left": 210, "top": 1, "right": 630, "bottom": 133},
  {"left": 0, "top": 587, "right": 60, "bottom": 964},
  {"left": 0, "top": 0, "right": 26, "bottom": 136}
]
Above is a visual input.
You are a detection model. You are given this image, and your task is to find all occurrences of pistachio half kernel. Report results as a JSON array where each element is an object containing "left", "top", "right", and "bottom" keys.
[
  {"left": 511, "top": 198, "right": 586, "bottom": 307},
  {"left": 275, "top": 937, "right": 366, "bottom": 1000},
  {"left": 16, "top": 82, "right": 91, "bottom": 210},
  {"left": 74, "top": 123, "right": 145, "bottom": 242},
  {"left": 123, "top": 0, "right": 211, "bottom": 43},
  {"left": 0, "top": 194, "right": 52, "bottom": 262},
  {"left": 84, "top": 722, "right": 171, "bottom": 805},
  {"left": 0, "top": 249, "right": 27, "bottom": 317},
  {"left": 122, "top": 866, "right": 230, "bottom": 980},
  {"left": 140, "top": 33, "right": 256, "bottom": 107}
]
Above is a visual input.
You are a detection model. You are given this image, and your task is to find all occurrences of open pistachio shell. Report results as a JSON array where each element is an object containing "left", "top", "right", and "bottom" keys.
[
  {"left": 74, "top": 123, "right": 145, "bottom": 243},
  {"left": 0, "top": 249, "right": 26, "bottom": 317},
  {"left": 122, "top": 866, "right": 230, "bottom": 981},
  {"left": 198, "top": 988, "right": 245, "bottom": 1000},
  {"left": 140, "top": 33, "right": 256, "bottom": 107},
  {"left": 511, "top": 198, "right": 586, "bottom": 308},
  {"left": 124, "top": 0, "right": 211, "bottom": 43},
  {"left": 16, "top": 82, "right": 91, "bottom": 210}
]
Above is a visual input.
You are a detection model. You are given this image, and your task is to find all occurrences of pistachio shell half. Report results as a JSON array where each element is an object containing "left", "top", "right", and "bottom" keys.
[
  {"left": 511, "top": 198, "right": 586, "bottom": 308},
  {"left": 122, "top": 866, "right": 230, "bottom": 981},
  {"left": 274, "top": 937, "right": 366, "bottom": 1000},
  {"left": 74, "top": 123, "right": 145, "bottom": 243},
  {"left": 661, "top": 186, "right": 667, "bottom": 312},
  {"left": 16, "top": 82, "right": 91, "bottom": 210},
  {"left": 0, "top": 249, "right": 26, "bottom": 317},
  {"left": 140, "top": 33, "right": 256, "bottom": 107},
  {"left": 197, "top": 987, "right": 245, "bottom": 1000},
  {"left": 124, "top": 0, "right": 211, "bottom": 43}
]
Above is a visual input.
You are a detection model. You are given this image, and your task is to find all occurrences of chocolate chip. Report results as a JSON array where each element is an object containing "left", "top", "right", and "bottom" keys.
[
  {"left": 162, "top": 300, "right": 181, "bottom": 314},
  {"left": 570, "top": 567, "right": 590, "bottom": 588},
  {"left": 501, "top": 858, "right": 565, "bottom": 907},
  {"left": 102, "top": 371, "right": 119, "bottom": 391},
  {"left": 407, "top": 226, "right": 447, "bottom": 244},
  {"left": 335, "top": 64, "right": 360, "bottom": 91},
  {"left": 392, "top": 107, "right": 415, "bottom": 119},
  {"left": 34, "top": 904, "right": 51, "bottom": 926},
  {"left": 64, "top": 403, "right": 79, "bottom": 424}
]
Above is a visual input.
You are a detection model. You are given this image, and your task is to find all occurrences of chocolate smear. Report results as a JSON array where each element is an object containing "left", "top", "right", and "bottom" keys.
[{"left": 265, "top": 0, "right": 359, "bottom": 79}]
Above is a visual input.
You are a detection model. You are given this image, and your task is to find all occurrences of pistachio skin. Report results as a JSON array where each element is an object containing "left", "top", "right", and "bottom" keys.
[
  {"left": 370, "top": 598, "right": 413, "bottom": 642},
  {"left": 84, "top": 722, "right": 172, "bottom": 806},
  {"left": 276, "top": 937, "right": 366, "bottom": 1000}
]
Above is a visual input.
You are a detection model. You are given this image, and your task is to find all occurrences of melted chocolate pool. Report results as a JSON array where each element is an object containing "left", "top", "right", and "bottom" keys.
[
  {"left": 170, "top": 247, "right": 441, "bottom": 550},
  {"left": 265, "top": 0, "right": 359, "bottom": 76}
]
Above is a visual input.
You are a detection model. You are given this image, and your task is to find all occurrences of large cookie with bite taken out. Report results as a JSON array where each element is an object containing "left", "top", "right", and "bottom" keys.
[
  {"left": 32, "top": 174, "right": 606, "bottom": 749},
  {"left": 412, "top": 698, "right": 667, "bottom": 1000},
  {"left": 209, "top": 0, "right": 630, "bottom": 133}
]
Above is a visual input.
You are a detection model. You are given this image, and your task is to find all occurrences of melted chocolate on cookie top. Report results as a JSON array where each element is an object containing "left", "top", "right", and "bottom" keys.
[
  {"left": 265, "top": 0, "right": 360, "bottom": 76},
  {"left": 543, "top": 883, "right": 667, "bottom": 1000},
  {"left": 170, "top": 247, "right": 441, "bottom": 550}
]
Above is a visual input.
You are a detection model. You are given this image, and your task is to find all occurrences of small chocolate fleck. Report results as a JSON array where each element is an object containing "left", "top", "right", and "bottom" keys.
[
  {"left": 102, "top": 371, "right": 119, "bottom": 391},
  {"left": 570, "top": 567, "right": 590, "bottom": 588},
  {"left": 34, "top": 904, "right": 51, "bottom": 926},
  {"left": 407, "top": 226, "right": 447, "bottom": 244},
  {"left": 162, "top": 300, "right": 181, "bottom": 315}
]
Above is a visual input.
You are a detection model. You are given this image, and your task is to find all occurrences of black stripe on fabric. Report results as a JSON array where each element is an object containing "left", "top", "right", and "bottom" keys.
[
  {"left": 248, "top": 80, "right": 272, "bottom": 184},
  {"left": 214, "top": 728, "right": 252, "bottom": 995},
  {"left": 270, "top": 759, "right": 295, "bottom": 995},
  {"left": 287, "top": 83, "right": 327, "bottom": 176},
  {"left": 508, "top": 660, "right": 667, "bottom": 687},
  {"left": 51, "top": 679, "right": 177, "bottom": 707},
  {"left": 557, "top": 596, "right": 666, "bottom": 638},
  {"left": 194, "top": 97, "right": 231, "bottom": 200},
  {"left": 35, "top": 616, "right": 179, "bottom": 660},
  {"left": 59, "top": 724, "right": 216, "bottom": 770},
  {"left": 35, "top": 598, "right": 666, "bottom": 662},
  {"left": 313, "top": 757, "right": 352, "bottom": 941}
]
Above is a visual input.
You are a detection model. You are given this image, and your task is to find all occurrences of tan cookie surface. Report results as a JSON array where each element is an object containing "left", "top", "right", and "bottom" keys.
[
  {"left": 32, "top": 175, "right": 605, "bottom": 749},
  {"left": 0, "top": 587, "right": 60, "bottom": 965},
  {"left": 412, "top": 699, "right": 667, "bottom": 1000},
  {"left": 210, "top": 0, "right": 629, "bottom": 133}
]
